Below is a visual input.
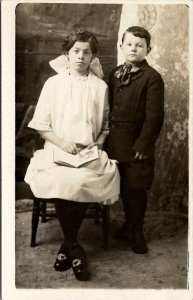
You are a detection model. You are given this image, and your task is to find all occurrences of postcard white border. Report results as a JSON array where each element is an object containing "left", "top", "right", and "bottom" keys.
[{"left": 1, "top": 0, "right": 193, "bottom": 299}]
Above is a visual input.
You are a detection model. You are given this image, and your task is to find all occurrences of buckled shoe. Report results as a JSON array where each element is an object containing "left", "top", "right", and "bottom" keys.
[{"left": 54, "top": 245, "right": 71, "bottom": 271}]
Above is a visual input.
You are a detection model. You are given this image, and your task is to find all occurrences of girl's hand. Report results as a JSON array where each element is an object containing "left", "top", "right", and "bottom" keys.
[
  {"left": 87, "top": 142, "right": 103, "bottom": 150},
  {"left": 38, "top": 131, "right": 79, "bottom": 154},
  {"left": 59, "top": 140, "right": 79, "bottom": 155},
  {"left": 87, "top": 133, "right": 107, "bottom": 151}
]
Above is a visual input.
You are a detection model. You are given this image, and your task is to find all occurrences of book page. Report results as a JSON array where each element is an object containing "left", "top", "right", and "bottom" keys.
[{"left": 53, "top": 146, "right": 99, "bottom": 167}]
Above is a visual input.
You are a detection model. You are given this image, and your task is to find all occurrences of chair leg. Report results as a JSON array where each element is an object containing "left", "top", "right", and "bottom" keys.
[
  {"left": 94, "top": 204, "right": 101, "bottom": 224},
  {"left": 41, "top": 202, "right": 47, "bottom": 223},
  {"left": 30, "top": 198, "right": 41, "bottom": 247},
  {"left": 102, "top": 205, "right": 110, "bottom": 249}
]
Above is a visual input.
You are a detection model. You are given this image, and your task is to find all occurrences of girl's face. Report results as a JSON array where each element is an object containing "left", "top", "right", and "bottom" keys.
[
  {"left": 67, "top": 41, "right": 93, "bottom": 75},
  {"left": 121, "top": 32, "right": 149, "bottom": 65}
]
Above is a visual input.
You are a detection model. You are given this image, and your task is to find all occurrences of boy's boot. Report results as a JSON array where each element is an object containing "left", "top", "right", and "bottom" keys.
[
  {"left": 115, "top": 198, "right": 132, "bottom": 241},
  {"left": 115, "top": 165, "right": 132, "bottom": 241},
  {"left": 128, "top": 189, "right": 148, "bottom": 254}
]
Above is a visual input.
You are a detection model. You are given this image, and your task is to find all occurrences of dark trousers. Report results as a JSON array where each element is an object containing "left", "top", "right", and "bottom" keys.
[
  {"left": 118, "top": 164, "right": 147, "bottom": 233},
  {"left": 54, "top": 199, "right": 88, "bottom": 250}
]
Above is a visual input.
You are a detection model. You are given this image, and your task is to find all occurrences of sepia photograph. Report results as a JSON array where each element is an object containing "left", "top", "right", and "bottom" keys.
[{"left": 1, "top": 0, "right": 193, "bottom": 299}]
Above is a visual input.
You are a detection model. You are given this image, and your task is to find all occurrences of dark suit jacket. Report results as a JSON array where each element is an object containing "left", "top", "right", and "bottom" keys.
[{"left": 106, "top": 60, "right": 164, "bottom": 188}]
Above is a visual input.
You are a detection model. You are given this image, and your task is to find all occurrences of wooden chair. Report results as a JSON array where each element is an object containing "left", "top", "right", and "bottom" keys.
[
  {"left": 16, "top": 183, "right": 110, "bottom": 249},
  {"left": 30, "top": 198, "right": 110, "bottom": 249}
]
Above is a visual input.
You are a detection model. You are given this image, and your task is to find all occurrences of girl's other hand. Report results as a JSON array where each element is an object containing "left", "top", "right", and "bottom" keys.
[
  {"left": 59, "top": 140, "right": 79, "bottom": 155},
  {"left": 87, "top": 142, "right": 103, "bottom": 150}
]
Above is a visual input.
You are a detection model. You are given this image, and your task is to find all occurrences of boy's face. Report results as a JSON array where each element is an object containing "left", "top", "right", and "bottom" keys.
[
  {"left": 121, "top": 32, "right": 149, "bottom": 65},
  {"left": 67, "top": 41, "right": 93, "bottom": 74}
]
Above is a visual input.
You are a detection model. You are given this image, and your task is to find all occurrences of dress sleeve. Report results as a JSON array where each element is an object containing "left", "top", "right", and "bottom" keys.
[
  {"left": 28, "top": 78, "right": 53, "bottom": 131},
  {"left": 101, "top": 85, "right": 110, "bottom": 135}
]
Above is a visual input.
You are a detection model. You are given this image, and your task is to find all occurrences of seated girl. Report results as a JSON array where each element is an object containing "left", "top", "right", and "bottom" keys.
[{"left": 25, "top": 30, "right": 120, "bottom": 281}]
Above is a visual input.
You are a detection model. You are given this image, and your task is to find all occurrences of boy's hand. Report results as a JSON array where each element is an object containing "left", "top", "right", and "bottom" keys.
[{"left": 134, "top": 151, "right": 148, "bottom": 160}]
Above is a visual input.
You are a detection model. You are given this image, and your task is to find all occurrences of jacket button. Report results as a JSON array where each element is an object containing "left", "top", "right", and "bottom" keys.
[
  {"left": 114, "top": 105, "right": 118, "bottom": 110},
  {"left": 112, "top": 124, "right": 115, "bottom": 129}
]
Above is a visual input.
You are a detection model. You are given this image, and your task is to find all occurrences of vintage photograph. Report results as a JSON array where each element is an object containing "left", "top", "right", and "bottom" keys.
[{"left": 1, "top": 0, "right": 192, "bottom": 299}]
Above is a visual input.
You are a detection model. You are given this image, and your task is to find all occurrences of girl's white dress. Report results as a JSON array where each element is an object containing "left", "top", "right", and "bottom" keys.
[{"left": 24, "top": 70, "right": 120, "bottom": 203}]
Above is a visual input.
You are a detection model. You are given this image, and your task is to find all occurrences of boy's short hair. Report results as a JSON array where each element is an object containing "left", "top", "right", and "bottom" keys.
[
  {"left": 62, "top": 30, "right": 98, "bottom": 55},
  {"left": 122, "top": 26, "right": 151, "bottom": 48}
]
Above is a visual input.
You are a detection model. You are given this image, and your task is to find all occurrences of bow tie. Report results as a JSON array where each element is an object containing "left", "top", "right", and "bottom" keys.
[{"left": 114, "top": 63, "right": 139, "bottom": 85}]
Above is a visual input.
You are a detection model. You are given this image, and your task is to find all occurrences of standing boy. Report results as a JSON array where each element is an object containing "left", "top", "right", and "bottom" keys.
[{"left": 106, "top": 26, "right": 164, "bottom": 254}]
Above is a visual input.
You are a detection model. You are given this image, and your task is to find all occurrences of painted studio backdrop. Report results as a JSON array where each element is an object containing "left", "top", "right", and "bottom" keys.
[{"left": 16, "top": 3, "right": 189, "bottom": 216}]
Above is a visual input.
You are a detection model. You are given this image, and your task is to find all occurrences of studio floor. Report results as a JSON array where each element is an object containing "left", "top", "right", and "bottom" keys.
[{"left": 15, "top": 200, "right": 188, "bottom": 289}]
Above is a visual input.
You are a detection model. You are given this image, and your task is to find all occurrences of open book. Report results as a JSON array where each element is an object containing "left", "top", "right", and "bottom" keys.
[{"left": 53, "top": 146, "right": 99, "bottom": 168}]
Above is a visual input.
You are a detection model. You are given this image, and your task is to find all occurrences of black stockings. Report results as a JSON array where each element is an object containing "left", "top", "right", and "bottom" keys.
[{"left": 54, "top": 199, "right": 88, "bottom": 249}]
